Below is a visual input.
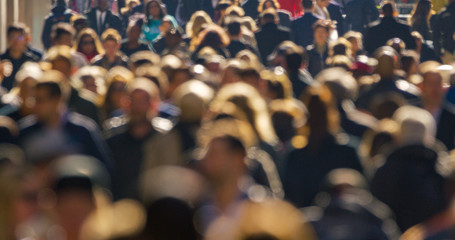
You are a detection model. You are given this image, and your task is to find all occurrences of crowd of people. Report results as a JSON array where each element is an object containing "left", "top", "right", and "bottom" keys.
[{"left": 1, "top": 0, "right": 455, "bottom": 239}]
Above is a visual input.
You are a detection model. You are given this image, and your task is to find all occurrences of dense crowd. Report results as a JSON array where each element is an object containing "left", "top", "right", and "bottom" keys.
[{"left": 1, "top": 0, "right": 455, "bottom": 239}]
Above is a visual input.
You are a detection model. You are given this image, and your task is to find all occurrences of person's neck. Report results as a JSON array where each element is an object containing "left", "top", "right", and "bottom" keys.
[
  {"left": 130, "top": 119, "right": 153, "bottom": 139},
  {"left": 43, "top": 111, "right": 62, "bottom": 128},
  {"left": 230, "top": 35, "right": 241, "bottom": 41},
  {"left": 128, "top": 40, "right": 140, "bottom": 48},
  {"left": 106, "top": 53, "right": 117, "bottom": 63},
  {"left": 213, "top": 177, "right": 241, "bottom": 211},
  {"left": 9, "top": 48, "right": 24, "bottom": 59},
  {"left": 423, "top": 99, "right": 443, "bottom": 114}
]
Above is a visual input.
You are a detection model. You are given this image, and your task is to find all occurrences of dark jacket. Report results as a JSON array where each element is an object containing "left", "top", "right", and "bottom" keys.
[
  {"left": 0, "top": 49, "right": 40, "bottom": 91},
  {"left": 41, "top": 5, "right": 74, "bottom": 49},
  {"left": 435, "top": 104, "right": 455, "bottom": 150},
  {"left": 255, "top": 23, "right": 291, "bottom": 64},
  {"left": 107, "top": 122, "right": 158, "bottom": 200},
  {"left": 91, "top": 54, "right": 129, "bottom": 70},
  {"left": 371, "top": 144, "right": 448, "bottom": 231},
  {"left": 433, "top": 2, "right": 455, "bottom": 57},
  {"left": 327, "top": 1, "right": 344, "bottom": 35},
  {"left": 364, "top": 16, "right": 416, "bottom": 55},
  {"left": 344, "top": 0, "right": 379, "bottom": 33},
  {"left": 306, "top": 44, "right": 329, "bottom": 77},
  {"left": 291, "top": 12, "right": 320, "bottom": 48},
  {"left": 86, "top": 7, "right": 123, "bottom": 36},
  {"left": 284, "top": 134, "right": 363, "bottom": 208},
  {"left": 68, "top": 87, "right": 101, "bottom": 125},
  {"left": 355, "top": 78, "right": 421, "bottom": 112},
  {"left": 18, "top": 112, "right": 112, "bottom": 169}
]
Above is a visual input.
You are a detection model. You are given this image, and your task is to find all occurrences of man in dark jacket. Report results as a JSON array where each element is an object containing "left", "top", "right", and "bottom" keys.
[
  {"left": 433, "top": 0, "right": 455, "bottom": 62},
  {"left": 364, "top": 1, "right": 416, "bottom": 55},
  {"left": 41, "top": 0, "right": 75, "bottom": 50},
  {"left": 327, "top": 0, "right": 344, "bottom": 35},
  {"left": 291, "top": 0, "right": 321, "bottom": 48},
  {"left": 86, "top": 0, "right": 123, "bottom": 36},
  {"left": 255, "top": 9, "right": 291, "bottom": 65},
  {"left": 18, "top": 70, "right": 112, "bottom": 170},
  {"left": 344, "top": 0, "right": 379, "bottom": 34}
]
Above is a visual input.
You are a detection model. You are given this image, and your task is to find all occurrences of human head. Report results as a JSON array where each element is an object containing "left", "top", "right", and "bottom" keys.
[
  {"left": 201, "top": 135, "right": 247, "bottom": 184},
  {"left": 301, "top": 0, "right": 315, "bottom": 10},
  {"left": 47, "top": 45, "right": 74, "bottom": 78},
  {"left": 420, "top": 68, "right": 445, "bottom": 107},
  {"left": 186, "top": 11, "right": 213, "bottom": 39},
  {"left": 101, "top": 28, "right": 121, "bottom": 57},
  {"left": 51, "top": 23, "right": 76, "bottom": 47},
  {"left": 344, "top": 31, "right": 363, "bottom": 56},
  {"left": 393, "top": 105, "right": 436, "bottom": 146},
  {"left": 126, "top": 19, "right": 144, "bottom": 43},
  {"left": 381, "top": 1, "right": 396, "bottom": 17},
  {"left": 97, "top": 0, "right": 109, "bottom": 12},
  {"left": 75, "top": 28, "right": 104, "bottom": 56},
  {"left": 173, "top": 80, "right": 214, "bottom": 124},
  {"left": 260, "top": 8, "right": 279, "bottom": 25},
  {"left": 258, "top": 0, "right": 281, "bottom": 12},
  {"left": 313, "top": 20, "right": 330, "bottom": 46},
  {"left": 317, "top": 0, "right": 330, "bottom": 8},
  {"left": 33, "top": 70, "right": 67, "bottom": 123},
  {"left": 6, "top": 23, "right": 29, "bottom": 52},
  {"left": 145, "top": 0, "right": 166, "bottom": 20},
  {"left": 125, "top": 78, "right": 160, "bottom": 122}
]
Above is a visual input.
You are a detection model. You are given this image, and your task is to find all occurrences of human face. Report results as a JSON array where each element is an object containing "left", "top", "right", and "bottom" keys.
[
  {"left": 201, "top": 138, "right": 234, "bottom": 183},
  {"left": 52, "top": 58, "right": 72, "bottom": 78},
  {"left": 103, "top": 40, "right": 120, "bottom": 58},
  {"left": 422, "top": 72, "right": 444, "bottom": 106},
  {"left": 33, "top": 87, "right": 60, "bottom": 122},
  {"left": 148, "top": 2, "right": 161, "bottom": 19},
  {"left": 7, "top": 31, "right": 27, "bottom": 52},
  {"left": 82, "top": 76, "right": 97, "bottom": 93},
  {"left": 318, "top": 0, "right": 330, "bottom": 7},
  {"left": 80, "top": 35, "right": 96, "bottom": 55},
  {"left": 98, "top": 0, "right": 109, "bottom": 12},
  {"left": 314, "top": 27, "right": 329, "bottom": 46},
  {"left": 109, "top": 81, "right": 127, "bottom": 110},
  {"left": 128, "top": 89, "right": 152, "bottom": 121},
  {"left": 127, "top": 25, "right": 141, "bottom": 42},
  {"left": 264, "top": 1, "right": 275, "bottom": 9},
  {"left": 56, "top": 33, "right": 74, "bottom": 47}
]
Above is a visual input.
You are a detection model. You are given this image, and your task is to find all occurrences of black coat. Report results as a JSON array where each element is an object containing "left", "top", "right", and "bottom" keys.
[
  {"left": 435, "top": 104, "right": 455, "bottom": 150},
  {"left": 327, "top": 1, "right": 344, "bottom": 35},
  {"left": 284, "top": 134, "right": 363, "bottom": 208},
  {"left": 291, "top": 12, "right": 320, "bottom": 48},
  {"left": 86, "top": 8, "right": 123, "bottom": 36},
  {"left": 41, "top": 5, "right": 74, "bottom": 49},
  {"left": 364, "top": 16, "right": 416, "bottom": 55},
  {"left": 433, "top": 2, "right": 455, "bottom": 57},
  {"left": 255, "top": 23, "right": 291, "bottom": 64},
  {"left": 306, "top": 44, "right": 329, "bottom": 77},
  {"left": 344, "top": 0, "right": 379, "bottom": 34},
  {"left": 371, "top": 145, "right": 448, "bottom": 231}
]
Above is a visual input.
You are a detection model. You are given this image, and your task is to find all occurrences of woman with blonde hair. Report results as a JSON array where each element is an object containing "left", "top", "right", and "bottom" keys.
[
  {"left": 73, "top": 28, "right": 105, "bottom": 62},
  {"left": 191, "top": 24, "right": 231, "bottom": 60},
  {"left": 185, "top": 11, "right": 214, "bottom": 42}
]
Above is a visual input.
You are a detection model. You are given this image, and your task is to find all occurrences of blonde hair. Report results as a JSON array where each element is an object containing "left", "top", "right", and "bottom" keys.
[
  {"left": 185, "top": 11, "right": 213, "bottom": 39},
  {"left": 210, "top": 82, "right": 278, "bottom": 145}
]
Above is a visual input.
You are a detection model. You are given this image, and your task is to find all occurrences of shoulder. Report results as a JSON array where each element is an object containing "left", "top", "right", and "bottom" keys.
[
  {"left": 18, "top": 115, "right": 39, "bottom": 131},
  {"left": 67, "top": 112, "right": 99, "bottom": 133},
  {"left": 90, "top": 54, "right": 104, "bottom": 64}
]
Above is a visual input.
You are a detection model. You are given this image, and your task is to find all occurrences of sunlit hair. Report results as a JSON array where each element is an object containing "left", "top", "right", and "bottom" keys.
[
  {"left": 102, "top": 66, "right": 134, "bottom": 116},
  {"left": 326, "top": 55, "right": 353, "bottom": 70},
  {"left": 198, "top": 118, "right": 258, "bottom": 149},
  {"left": 409, "top": 0, "right": 434, "bottom": 27},
  {"left": 191, "top": 24, "right": 230, "bottom": 52},
  {"left": 344, "top": 31, "right": 363, "bottom": 50},
  {"left": 236, "top": 49, "right": 261, "bottom": 64},
  {"left": 71, "top": 65, "right": 107, "bottom": 99},
  {"left": 257, "top": 0, "right": 281, "bottom": 13},
  {"left": 210, "top": 82, "right": 278, "bottom": 145},
  {"left": 269, "top": 98, "right": 308, "bottom": 128},
  {"left": 127, "top": 77, "right": 160, "bottom": 99},
  {"left": 173, "top": 80, "right": 214, "bottom": 123},
  {"left": 135, "top": 64, "right": 169, "bottom": 99},
  {"left": 241, "top": 16, "right": 258, "bottom": 32},
  {"left": 225, "top": 5, "right": 245, "bottom": 17},
  {"left": 260, "top": 67, "right": 293, "bottom": 99},
  {"left": 300, "top": 85, "right": 340, "bottom": 136},
  {"left": 329, "top": 37, "right": 352, "bottom": 57},
  {"left": 393, "top": 105, "right": 436, "bottom": 147},
  {"left": 185, "top": 11, "right": 213, "bottom": 39},
  {"left": 101, "top": 28, "right": 122, "bottom": 43},
  {"left": 73, "top": 28, "right": 105, "bottom": 55}
]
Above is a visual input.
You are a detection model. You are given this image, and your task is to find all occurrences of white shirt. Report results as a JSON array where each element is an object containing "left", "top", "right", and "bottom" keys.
[{"left": 96, "top": 9, "right": 107, "bottom": 31}]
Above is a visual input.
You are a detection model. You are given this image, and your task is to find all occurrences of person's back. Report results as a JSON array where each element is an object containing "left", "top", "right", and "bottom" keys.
[
  {"left": 364, "top": 2, "right": 416, "bottom": 54},
  {"left": 344, "top": 0, "right": 379, "bottom": 33},
  {"left": 42, "top": 0, "right": 74, "bottom": 49},
  {"left": 433, "top": 0, "right": 455, "bottom": 62},
  {"left": 291, "top": 0, "right": 321, "bottom": 48},
  {"left": 255, "top": 9, "right": 291, "bottom": 64}
]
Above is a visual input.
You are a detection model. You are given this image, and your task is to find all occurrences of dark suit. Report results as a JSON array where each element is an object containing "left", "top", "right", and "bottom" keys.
[
  {"left": 433, "top": 2, "right": 455, "bottom": 57},
  {"left": 344, "top": 0, "right": 379, "bottom": 34},
  {"left": 435, "top": 104, "right": 455, "bottom": 150},
  {"left": 364, "top": 16, "right": 416, "bottom": 55},
  {"left": 255, "top": 22, "right": 291, "bottom": 64},
  {"left": 291, "top": 12, "right": 320, "bottom": 48},
  {"left": 327, "top": 1, "right": 344, "bottom": 35},
  {"left": 86, "top": 8, "right": 123, "bottom": 36}
]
